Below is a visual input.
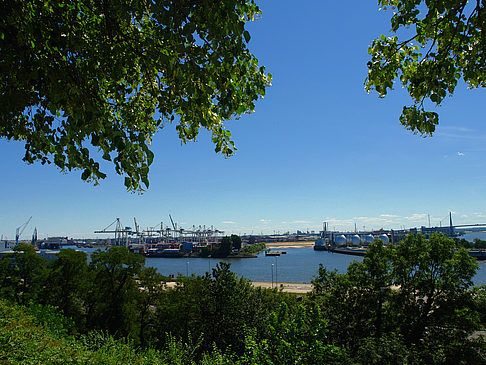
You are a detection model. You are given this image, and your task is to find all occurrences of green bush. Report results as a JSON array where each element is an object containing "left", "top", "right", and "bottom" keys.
[{"left": 240, "top": 243, "right": 266, "bottom": 255}]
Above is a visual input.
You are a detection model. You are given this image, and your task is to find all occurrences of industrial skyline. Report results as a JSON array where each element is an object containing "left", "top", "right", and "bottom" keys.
[
  {"left": 2, "top": 1, "right": 486, "bottom": 239},
  {"left": 4, "top": 211, "right": 486, "bottom": 241}
]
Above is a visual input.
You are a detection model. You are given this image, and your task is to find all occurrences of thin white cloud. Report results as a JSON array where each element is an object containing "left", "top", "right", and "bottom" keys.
[
  {"left": 438, "top": 132, "right": 486, "bottom": 141},
  {"left": 380, "top": 214, "right": 399, "bottom": 218},
  {"left": 291, "top": 220, "right": 312, "bottom": 224},
  {"left": 222, "top": 221, "right": 236, "bottom": 224},
  {"left": 404, "top": 213, "right": 427, "bottom": 221},
  {"left": 457, "top": 152, "right": 465, "bottom": 156},
  {"left": 259, "top": 219, "right": 271, "bottom": 223},
  {"left": 441, "top": 126, "right": 473, "bottom": 132},
  {"left": 472, "top": 213, "right": 486, "bottom": 218}
]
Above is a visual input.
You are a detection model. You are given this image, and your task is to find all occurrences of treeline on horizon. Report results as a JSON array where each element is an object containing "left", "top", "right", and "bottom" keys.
[
  {"left": 1, "top": 233, "right": 486, "bottom": 364},
  {"left": 455, "top": 237, "right": 486, "bottom": 249}
]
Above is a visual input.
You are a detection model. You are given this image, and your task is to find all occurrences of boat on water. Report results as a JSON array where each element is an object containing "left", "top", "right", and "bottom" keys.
[
  {"left": 265, "top": 249, "right": 286, "bottom": 256},
  {"left": 143, "top": 248, "right": 184, "bottom": 258},
  {"left": 329, "top": 247, "right": 366, "bottom": 256}
]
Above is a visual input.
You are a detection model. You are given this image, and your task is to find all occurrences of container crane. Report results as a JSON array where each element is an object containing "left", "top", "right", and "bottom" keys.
[
  {"left": 94, "top": 218, "right": 132, "bottom": 245},
  {"left": 169, "top": 214, "right": 177, "bottom": 230},
  {"left": 16, "top": 216, "right": 32, "bottom": 245},
  {"left": 133, "top": 217, "right": 144, "bottom": 243}
]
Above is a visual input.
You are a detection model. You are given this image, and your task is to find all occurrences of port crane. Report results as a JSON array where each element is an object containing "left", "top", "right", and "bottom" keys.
[
  {"left": 94, "top": 217, "right": 224, "bottom": 246},
  {"left": 133, "top": 217, "right": 141, "bottom": 243},
  {"left": 94, "top": 218, "right": 132, "bottom": 245},
  {"left": 15, "top": 216, "right": 32, "bottom": 245}
]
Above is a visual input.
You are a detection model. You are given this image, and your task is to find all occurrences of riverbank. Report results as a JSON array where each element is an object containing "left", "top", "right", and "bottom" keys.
[
  {"left": 164, "top": 280, "right": 312, "bottom": 293},
  {"left": 252, "top": 281, "right": 313, "bottom": 293},
  {"left": 264, "top": 241, "right": 315, "bottom": 248}
]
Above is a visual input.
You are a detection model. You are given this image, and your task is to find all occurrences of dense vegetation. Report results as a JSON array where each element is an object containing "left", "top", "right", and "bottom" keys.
[
  {"left": 1, "top": 0, "right": 270, "bottom": 191},
  {"left": 367, "top": 0, "right": 486, "bottom": 135},
  {"left": 199, "top": 235, "right": 245, "bottom": 257},
  {"left": 455, "top": 237, "right": 486, "bottom": 249},
  {"left": 1, "top": 233, "right": 485, "bottom": 363},
  {"left": 240, "top": 242, "right": 266, "bottom": 255}
]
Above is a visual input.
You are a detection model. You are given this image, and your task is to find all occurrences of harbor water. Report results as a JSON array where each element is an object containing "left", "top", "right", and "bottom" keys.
[
  {"left": 144, "top": 246, "right": 486, "bottom": 286},
  {"left": 145, "top": 247, "right": 360, "bottom": 283},
  {"left": 3, "top": 244, "right": 486, "bottom": 285}
]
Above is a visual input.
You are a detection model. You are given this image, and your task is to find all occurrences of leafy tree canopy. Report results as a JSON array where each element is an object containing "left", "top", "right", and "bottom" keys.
[
  {"left": 311, "top": 234, "right": 483, "bottom": 363},
  {"left": 366, "top": 0, "right": 486, "bottom": 135},
  {"left": 231, "top": 234, "right": 242, "bottom": 250},
  {"left": 0, "top": 243, "right": 47, "bottom": 305},
  {"left": 0, "top": 0, "right": 270, "bottom": 191}
]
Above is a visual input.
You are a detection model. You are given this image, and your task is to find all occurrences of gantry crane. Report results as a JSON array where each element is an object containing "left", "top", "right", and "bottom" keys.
[{"left": 94, "top": 218, "right": 133, "bottom": 245}]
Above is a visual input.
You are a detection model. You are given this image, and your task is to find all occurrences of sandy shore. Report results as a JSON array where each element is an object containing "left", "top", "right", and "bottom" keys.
[
  {"left": 164, "top": 280, "right": 312, "bottom": 293},
  {"left": 264, "top": 241, "right": 315, "bottom": 248},
  {"left": 252, "top": 281, "right": 313, "bottom": 293}
]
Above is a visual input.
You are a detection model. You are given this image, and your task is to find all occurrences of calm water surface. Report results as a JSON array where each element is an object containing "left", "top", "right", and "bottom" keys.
[
  {"left": 145, "top": 247, "right": 486, "bottom": 286},
  {"left": 3, "top": 244, "right": 485, "bottom": 285},
  {"left": 145, "top": 248, "right": 360, "bottom": 283}
]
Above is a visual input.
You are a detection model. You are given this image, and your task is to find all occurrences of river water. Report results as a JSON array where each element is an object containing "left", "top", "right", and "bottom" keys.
[
  {"left": 144, "top": 246, "right": 486, "bottom": 286},
  {"left": 143, "top": 232, "right": 486, "bottom": 284},
  {"left": 3, "top": 244, "right": 485, "bottom": 286},
  {"left": 145, "top": 247, "right": 360, "bottom": 283}
]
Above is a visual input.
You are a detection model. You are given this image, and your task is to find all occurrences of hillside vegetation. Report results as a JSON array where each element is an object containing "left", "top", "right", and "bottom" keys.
[{"left": 1, "top": 234, "right": 485, "bottom": 363}]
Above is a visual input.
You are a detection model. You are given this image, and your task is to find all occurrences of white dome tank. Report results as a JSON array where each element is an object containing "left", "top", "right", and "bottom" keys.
[
  {"left": 335, "top": 235, "right": 347, "bottom": 247},
  {"left": 351, "top": 235, "right": 361, "bottom": 246},
  {"left": 364, "top": 234, "right": 374, "bottom": 245},
  {"left": 379, "top": 234, "right": 389, "bottom": 243}
]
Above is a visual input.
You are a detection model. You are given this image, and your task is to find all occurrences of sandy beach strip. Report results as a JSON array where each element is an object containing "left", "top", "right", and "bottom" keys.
[
  {"left": 264, "top": 240, "right": 315, "bottom": 249},
  {"left": 252, "top": 281, "right": 313, "bottom": 293},
  {"left": 164, "top": 280, "right": 312, "bottom": 293}
]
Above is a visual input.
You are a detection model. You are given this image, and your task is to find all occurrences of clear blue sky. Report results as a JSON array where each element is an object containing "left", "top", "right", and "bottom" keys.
[{"left": 2, "top": 1, "right": 486, "bottom": 239}]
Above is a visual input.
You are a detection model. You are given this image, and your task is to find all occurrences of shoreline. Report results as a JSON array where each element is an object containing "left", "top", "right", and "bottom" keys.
[
  {"left": 252, "top": 281, "right": 313, "bottom": 293},
  {"left": 163, "top": 280, "right": 313, "bottom": 294},
  {"left": 264, "top": 240, "right": 315, "bottom": 249}
]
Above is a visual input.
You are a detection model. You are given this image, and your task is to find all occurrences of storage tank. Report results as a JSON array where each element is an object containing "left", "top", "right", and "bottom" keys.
[
  {"left": 351, "top": 235, "right": 361, "bottom": 246},
  {"left": 379, "top": 234, "right": 389, "bottom": 243},
  {"left": 335, "top": 235, "right": 347, "bottom": 247},
  {"left": 364, "top": 234, "right": 374, "bottom": 245}
]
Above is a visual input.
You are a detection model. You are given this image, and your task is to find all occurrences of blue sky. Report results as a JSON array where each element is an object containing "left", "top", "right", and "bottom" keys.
[{"left": 2, "top": 1, "right": 486, "bottom": 239}]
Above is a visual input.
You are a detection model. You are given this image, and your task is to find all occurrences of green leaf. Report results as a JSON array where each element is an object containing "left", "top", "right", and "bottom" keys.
[
  {"left": 243, "top": 30, "right": 251, "bottom": 43},
  {"left": 367, "top": 2, "right": 485, "bottom": 135},
  {"left": 1, "top": 0, "right": 270, "bottom": 192},
  {"left": 81, "top": 169, "right": 90, "bottom": 181}
]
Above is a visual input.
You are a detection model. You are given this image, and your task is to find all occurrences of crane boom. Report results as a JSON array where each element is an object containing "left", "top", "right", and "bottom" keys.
[
  {"left": 16, "top": 216, "right": 32, "bottom": 245},
  {"left": 134, "top": 217, "right": 139, "bottom": 235},
  {"left": 169, "top": 214, "right": 176, "bottom": 230}
]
